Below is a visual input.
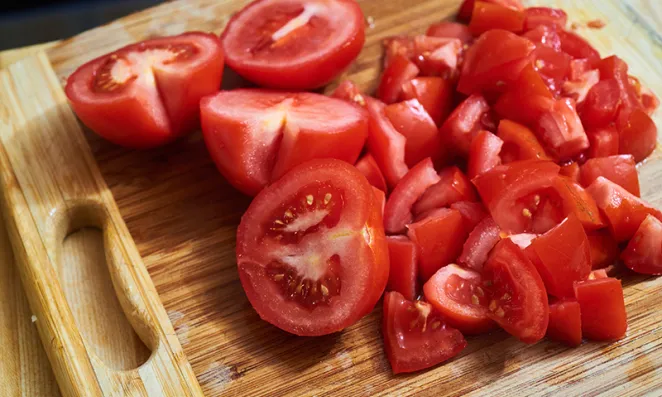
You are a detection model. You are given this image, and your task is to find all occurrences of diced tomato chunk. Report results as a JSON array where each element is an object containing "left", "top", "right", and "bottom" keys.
[
  {"left": 547, "top": 299, "right": 582, "bottom": 347},
  {"left": 569, "top": 59, "right": 591, "bottom": 80},
  {"left": 450, "top": 201, "right": 489, "bottom": 230},
  {"left": 383, "top": 36, "right": 415, "bottom": 68},
  {"left": 426, "top": 22, "right": 473, "bottom": 44},
  {"left": 617, "top": 107, "right": 657, "bottom": 163},
  {"left": 469, "top": 1, "right": 525, "bottom": 36},
  {"left": 414, "top": 166, "right": 477, "bottom": 215},
  {"left": 355, "top": 153, "right": 388, "bottom": 193},
  {"left": 412, "top": 36, "right": 463, "bottom": 77},
  {"left": 537, "top": 98, "right": 589, "bottom": 160},
  {"left": 524, "top": 7, "right": 568, "bottom": 31},
  {"left": 497, "top": 119, "right": 551, "bottom": 163},
  {"left": 494, "top": 64, "right": 555, "bottom": 127},
  {"left": 365, "top": 97, "right": 409, "bottom": 188},
  {"left": 385, "top": 99, "right": 444, "bottom": 167},
  {"left": 586, "top": 126, "right": 619, "bottom": 159},
  {"left": 558, "top": 30, "right": 600, "bottom": 67},
  {"left": 378, "top": 54, "right": 420, "bottom": 104},
  {"left": 387, "top": 236, "right": 418, "bottom": 300},
  {"left": 559, "top": 161, "right": 580, "bottom": 183},
  {"left": 522, "top": 24, "right": 561, "bottom": 51},
  {"left": 440, "top": 94, "right": 491, "bottom": 156},
  {"left": 587, "top": 229, "right": 620, "bottom": 269},
  {"left": 580, "top": 155, "right": 640, "bottom": 197},
  {"left": 531, "top": 46, "right": 572, "bottom": 93},
  {"left": 550, "top": 176, "right": 606, "bottom": 231},
  {"left": 508, "top": 233, "right": 538, "bottom": 249},
  {"left": 562, "top": 69, "right": 600, "bottom": 104},
  {"left": 468, "top": 130, "right": 503, "bottom": 179},
  {"left": 400, "top": 77, "right": 453, "bottom": 126},
  {"left": 331, "top": 80, "right": 366, "bottom": 107},
  {"left": 458, "top": 217, "right": 502, "bottom": 271},
  {"left": 574, "top": 278, "right": 627, "bottom": 341},
  {"left": 589, "top": 269, "right": 608, "bottom": 280},
  {"left": 580, "top": 79, "right": 622, "bottom": 129},
  {"left": 621, "top": 215, "right": 662, "bottom": 275}
]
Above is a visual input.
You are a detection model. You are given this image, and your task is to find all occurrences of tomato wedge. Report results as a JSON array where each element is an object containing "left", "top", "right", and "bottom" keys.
[
  {"left": 440, "top": 94, "right": 492, "bottom": 156},
  {"left": 580, "top": 155, "right": 640, "bottom": 197},
  {"left": 385, "top": 99, "right": 445, "bottom": 166},
  {"left": 497, "top": 119, "right": 551, "bottom": 163},
  {"left": 355, "top": 153, "right": 388, "bottom": 193},
  {"left": 468, "top": 130, "right": 503, "bottom": 179},
  {"left": 386, "top": 236, "right": 418, "bottom": 301},
  {"left": 424, "top": 264, "right": 497, "bottom": 334},
  {"left": 221, "top": 0, "right": 364, "bottom": 89},
  {"left": 482, "top": 239, "right": 549, "bottom": 343},
  {"left": 547, "top": 299, "right": 582, "bottom": 347},
  {"left": 587, "top": 229, "right": 620, "bottom": 269},
  {"left": 413, "top": 166, "right": 477, "bottom": 215},
  {"left": 201, "top": 89, "right": 367, "bottom": 196},
  {"left": 458, "top": 217, "right": 502, "bottom": 271},
  {"left": 236, "top": 159, "right": 388, "bottom": 336},
  {"left": 621, "top": 215, "right": 662, "bottom": 275},
  {"left": 400, "top": 77, "right": 453, "bottom": 126},
  {"left": 574, "top": 278, "right": 627, "bottom": 341},
  {"left": 365, "top": 97, "right": 409, "bottom": 188},
  {"left": 66, "top": 32, "right": 224, "bottom": 148},
  {"left": 469, "top": 1, "right": 525, "bottom": 36},
  {"left": 378, "top": 54, "right": 420, "bottom": 104},
  {"left": 383, "top": 292, "right": 467, "bottom": 374}
]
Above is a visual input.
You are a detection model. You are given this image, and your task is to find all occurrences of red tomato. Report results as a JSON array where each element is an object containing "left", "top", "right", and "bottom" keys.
[
  {"left": 549, "top": 176, "right": 606, "bottom": 232},
  {"left": 450, "top": 201, "right": 489, "bottom": 230},
  {"left": 408, "top": 208, "right": 467, "bottom": 281},
  {"left": 494, "top": 64, "right": 555, "bottom": 127},
  {"left": 383, "top": 292, "right": 467, "bottom": 374},
  {"left": 617, "top": 108, "right": 657, "bottom": 163},
  {"left": 458, "top": 30, "right": 535, "bottom": 96},
  {"left": 424, "top": 264, "right": 497, "bottom": 334},
  {"left": 221, "top": 0, "right": 364, "bottom": 89},
  {"left": 559, "top": 161, "right": 580, "bottom": 183},
  {"left": 385, "top": 99, "right": 445, "bottom": 166},
  {"left": 440, "top": 94, "right": 491, "bottom": 156},
  {"left": 547, "top": 299, "right": 582, "bottom": 347},
  {"left": 386, "top": 236, "right": 418, "bottom": 301},
  {"left": 522, "top": 24, "right": 561, "bottom": 51},
  {"left": 65, "top": 33, "right": 224, "bottom": 148},
  {"left": 557, "top": 30, "right": 600, "bottom": 67},
  {"left": 524, "top": 7, "right": 568, "bottom": 31},
  {"left": 574, "top": 278, "right": 627, "bottom": 341},
  {"left": 469, "top": 1, "right": 525, "bottom": 36},
  {"left": 378, "top": 54, "right": 420, "bottom": 104},
  {"left": 526, "top": 215, "right": 591, "bottom": 298},
  {"left": 580, "top": 155, "right": 640, "bottom": 197},
  {"left": 365, "top": 97, "right": 409, "bottom": 188},
  {"left": 236, "top": 159, "right": 387, "bottom": 335},
  {"left": 413, "top": 166, "right": 477, "bottom": 215},
  {"left": 537, "top": 98, "right": 589, "bottom": 160},
  {"left": 562, "top": 69, "right": 600, "bottom": 104},
  {"left": 569, "top": 58, "right": 591, "bottom": 80},
  {"left": 531, "top": 46, "right": 572, "bottom": 94},
  {"left": 458, "top": 217, "right": 502, "bottom": 271},
  {"left": 330, "top": 80, "right": 366, "bottom": 107},
  {"left": 586, "top": 126, "right": 619, "bottom": 159},
  {"left": 468, "top": 130, "right": 503, "bottom": 179},
  {"left": 412, "top": 36, "right": 463, "bottom": 77},
  {"left": 400, "top": 77, "right": 453, "bottom": 126},
  {"left": 621, "top": 215, "right": 662, "bottom": 275},
  {"left": 589, "top": 269, "right": 608, "bottom": 279},
  {"left": 383, "top": 36, "right": 415, "bottom": 68},
  {"left": 384, "top": 158, "right": 441, "bottom": 234},
  {"left": 473, "top": 160, "right": 560, "bottom": 233},
  {"left": 201, "top": 89, "right": 367, "bottom": 196},
  {"left": 587, "top": 177, "right": 662, "bottom": 242},
  {"left": 639, "top": 84, "right": 660, "bottom": 116},
  {"left": 355, "top": 153, "right": 388, "bottom": 193},
  {"left": 426, "top": 22, "right": 473, "bottom": 44},
  {"left": 598, "top": 56, "right": 640, "bottom": 110},
  {"left": 458, "top": 0, "right": 524, "bottom": 20},
  {"left": 587, "top": 229, "right": 620, "bottom": 269},
  {"left": 497, "top": 119, "right": 551, "bottom": 163},
  {"left": 482, "top": 239, "right": 549, "bottom": 343},
  {"left": 580, "top": 79, "right": 621, "bottom": 129}
]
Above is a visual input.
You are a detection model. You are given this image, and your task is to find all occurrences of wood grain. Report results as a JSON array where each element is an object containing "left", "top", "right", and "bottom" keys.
[{"left": 1, "top": 0, "right": 661, "bottom": 396}]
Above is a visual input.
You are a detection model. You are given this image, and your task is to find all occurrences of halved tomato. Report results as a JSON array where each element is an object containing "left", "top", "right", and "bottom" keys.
[
  {"left": 221, "top": 0, "right": 364, "bottom": 89},
  {"left": 468, "top": 130, "right": 503, "bottom": 179},
  {"left": 385, "top": 99, "right": 445, "bottom": 166},
  {"left": 537, "top": 98, "right": 589, "bottom": 160},
  {"left": 458, "top": 216, "right": 502, "bottom": 271},
  {"left": 426, "top": 21, "right": 473, "bottom": 44},
  {"left": 587, "top": 229, "right": 620, "bottom": 269},
  {"left": 574, "top": 278, "right": 627, "bottom": 341},
  {"left": 482, "top": 239, "right": 549, "bottom": 343},
  {"left": 355, "top": 153, "right": 388, "bottom": 193},
  {"left": 400, "top": 77, "right": 453, "bottom": 126},
  {"left": 621, "top": 215, "right": 662, "bottom": 275},
  {"left": 524, "top": 7, "right": 568, "bottom": 30},
  {"left": 378, "top": 54, "right": 420, "bottom": 104},
  {"left": 386, "top": 236, "right": 418, "bottom": 301},
  {"left": 586, "top": 126, "right": 619, "bottom": 159},
  {"left": 497, "top": 119, "right": 551, "bottom": 163},
  {"left": 559, "top": 161, "right": 580, "bottom": 183},
  {"left": 365, "top": 97, "right": 409, "bottom": 188},
  {"left": 66, "top": 32, "right": 224, "bottom": 148},
  {"left": 201, "top": 89, "right": 368, "bottom": 196},
  {"left": 547, "top": 299, "right": 582, "bottom": 347},
  {"left": 439, "top": 94, "right": 492, "bottom": 156},
  {"left": 413, "top": 166, "right": 477, "bottom": 215},
  {"left": 580, "top": 155, "right": 640, "bottom": 197},
  {"left": 236, "top": 159, "right": 388, "bottom": 336},
  {"left": 469, "top": 1, "right": 525, "bottom": 36},
  {"left": 383, "top": 291, "right": 467, "bottom": 374},
  {"left": 617, "top": 107, "right": 657, "bottom": 163},
  {"left": 424, "top": 264, "right": 497, "bottom": 334}
]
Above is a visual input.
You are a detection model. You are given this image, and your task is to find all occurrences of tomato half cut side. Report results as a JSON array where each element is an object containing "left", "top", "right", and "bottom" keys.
[
  {"left": 383, "top": 292, "right": 467, "bottom": 374},
  {"left": 66, "top": 32, "right": 224, "bottom": 148},
  {"left": 413, "top": 166, "right": 477, "bottom": 215},
  {"left": 468, "top": 130, "right": 503, "bottom": 180},
  {"left": 400, "top": 77, "right": 453, "bottom": 126},
  {"left": 580, "top": 155, "right": 640, "bottom": 197},
  {"left": 424, "top": 264, "right": 497, "bottom": 334},
  {"left": 621, "top": 215, "right": 662, "bottom": 275},
  {"left": 386, "top": 236, "right": 418, "bottom": 301},
  {"left": 201, "top": 89, "right": 368, "bottom": 196},
  {"left": 221, "top": 0, "right": 365, "bottom": 89},
  {"left": 236, "top": 159, "right": 388, "bottom": 336},
  {"left": 458, "top": 216, "right": 502, "bottom": 271},
  {"left": 355, "top": 153, "right": 388, "bottom": 193},
  {"left": 587, "top": 229, "right": 620, "bottom": 269},
  {"left": 574, "top": 278, "right": 627, "bottom": 341},
  {"left": 547, "top": 299, "right": 582, "bottom": 347}
]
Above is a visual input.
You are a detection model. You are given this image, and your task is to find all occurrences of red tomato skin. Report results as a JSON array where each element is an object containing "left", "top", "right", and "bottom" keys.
[
  {"left": 458, "top": 216, "right": 502, "bottom": 271},
  {"left": 469, "top": 1, "right": 525, "bottom": 36},
  {"left": 621, "top": 215, "right": 662, "bottom": 275},
  {"left": 537, "top": 98, "right": 589, "bottom": 160},
  {"left": 497, "top": 119, "right": 551, "bottom": 163},
  {"left": 384, "top": 158, "right": 441, "bottom": 234},
  {"left": 385, "top": 99, "right": 445, "bottom": 167},
  {"left": 468, "top": 130, "right": 504, "bottom": 180},
  {"left": 400, "top": 77, "right": 453, "bottom": 126},
  {"left": 526, "top": 214, "right": 592, "bottom": 298},
  {"left": 574, "top": 278, "right": 627, "bottom": 341},
  {"left": 559, "top": 162, "right": 580, "bottom": 183},
  {"left": 562, "top": 69, "right": 600, "bottom": 104},
  {"left": 440, "top": 94, "right": 491, "bottom": 156},
  {"left": 547, "top": 299, "right": 582, "bottom": 347},
  {"left": 424, "top": 264, "right": 497, "bottom": 334},
  {"left": 450, "top": 201, "right": 489, "bottom": 230},
  {"left": 580, "top": 155, "right": 640, "bottom": 197},
  {"left": 552, "top": 176, "right": 606, "bottom": 231},
  {"left": 587, "top": 229, "right": 620, "bottom": 269},
  {"left": 355, "top": 153, "right": 388, "bottom": 193},
  {"left": 482, "top": 239, "right": 549, "bottom": 343},
  {"left": 617, "top": 108, "right": 657, "bottom": 163},
  {"left": 587, "top": 177, "right": 662, "bottom": 242},
  {"left": 426, "top": 22, "right": 473, "bottom": 44},
  {"left": 586, "top": 126, "right": 619, "bottom": 159},
  {"left": 365, "top": 97, "right": 409, "bottom": 188},
  {"left": 580, "top": 79, "right": 622, "bottom": 129},
  {"left": 408, "top": 208, "right": 467, "bottom": 281},
  {"left": 221, "top": 0, "right": 364, "bottom": 89},
  {"left": 386, "top": 236, "right": 418, "bottom": 301},
  {"left": 524, "top": 7, "right": 568, "bottom": 31},
  {"left": 331, "top": 80, "right": 367, "bottom": 107},
  {"left": 66, "top": 32, "right": 224, "bottom": 149},
  {"left": 557, "top": 30, "right": 600, "bottom": 67},
  {"left": 413, "top": 166, "right": 478, "bottom": 215},
  {"left": 378, "top": 54, "right": 420, "bottom": 104}
]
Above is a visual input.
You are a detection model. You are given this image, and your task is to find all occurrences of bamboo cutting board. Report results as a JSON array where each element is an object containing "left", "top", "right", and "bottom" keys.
[{"left": 1, "top": 0, "right": 662, "bottom": 396}]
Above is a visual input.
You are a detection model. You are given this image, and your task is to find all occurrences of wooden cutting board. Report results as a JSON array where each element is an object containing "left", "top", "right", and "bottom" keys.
[{"left": 1, "top": 0, "right": 662, "bottom": 396}]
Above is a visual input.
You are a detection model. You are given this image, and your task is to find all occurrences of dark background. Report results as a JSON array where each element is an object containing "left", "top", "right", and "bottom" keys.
[{"left": 0, "top": 0, "right": 164, "bottom": 50}]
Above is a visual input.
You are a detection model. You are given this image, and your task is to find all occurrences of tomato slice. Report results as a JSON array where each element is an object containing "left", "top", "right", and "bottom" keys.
[
  {"left": 587, "top": 177, "right": 662, "bottom": 242},
  {"left": 65, "top": 32, "right": 224, "bottom": 148},
  {"left": 400, "top": 77, "right": 453, "bottom": 126},
  {"left": 580, "top": 155, "right": 640, "bottom": 197},
  {"left": 330, "top": 80, "right": 367, "bottom": 107},
  {"left": 236, "top": 159, "right": 387, "bottom": 335},
  {"left": 469, "top": 1, "right": 525, "bottom": 36},
  {"left": 412, "top": 36, "right": 463, "bottom": 77},
  {"left": 383, "top": 291, "right": 467, "bottom": 374},
  {"left": 458, "top": 216, "right": 502, "bottom": 271},
  {"left": 494, "top": 64, "right": 555, "bottom": 127},
  {"left": 562, "top": 69, "right": 600, "bottom": 104},
  {"left": 586, "top": 126, "right": 619, "bottom": 159},
  {"left": 537, "top": 98, "right": 589, "bottom": 160},
  {"left": 587, "top": 229, "right": 620, "bottom": 269},
  {"left": 221, "top": 0, "right": 364, "bottom": 89},
  {"left": 617, "top": 107, "right": 657, "bottom": 163},
  {"left": 526, "top": 215, "right": 591, "bottom": 298},
  {"left": 450, "top": 201, "right": 489, "bottom": 230},
  {"left": 482, "top": 239, "right": 549, "bottom": 343},
  {"left": 408, "top": 208, "right": 467, "bottom": 281},
  {"left": 426, "top": 22, "right": 473, "bottom": 44},
  {"left": 579, "top": 79, "right": 622, "bottom": 129},
  {"left": 559, "top": 161, "right": 580, "bottom": 183},
  {"left": 384, "top": 158, "right": 441, "bottom": 234},
  {"left": 468, "top": 130, "right": 503, "bottom": 179},
  {"left": 557, "top": 30, "right": 600, "bottom": 67},
  {"left": 574, "top": 278, "right": 627, "bottom": 341},
  {"left": 365, "top": 97, "right": 409, "bottom": 188},
  {"left": 355, "top": 153, "right": 388, "bottom": 193},
  {"left": 378, "top": 54, "right": 420, "bottom": 104},
  {"left": 386, "top": 236, "right": 418, "bottom": 301},
  {"left": 424, "top": 264, "right": 496, "bottom": 334},
  {"left": 524, "top": 7, "right": 568, "bottom": 30},
  {"left": 497, "top": 119, "right": 551, "bottom": 163},
  {"left": 385, "top": 99, "right": 445, "bottom": 166},
  {"left": 621, "top": 215, "right": 662, "bottom": 275},
  {"left": 413, "top": 166, "right": 477, "bottom": 215},
  {"left": 440, "top": 94, "right": 491, "bottom": 156},
  {"left": 547, "top": 299, "right": 582, "bottom": 347},
  {"left": 201, "top": 89, "right": 368, "bottom": 196}
]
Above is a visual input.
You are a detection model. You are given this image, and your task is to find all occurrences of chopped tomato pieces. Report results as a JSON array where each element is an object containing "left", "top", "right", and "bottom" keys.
[
  {"left": 547, "top": 299, "right": 582, "bottom": 347},
  {"left": 400, "top": 77, "right": 453, "bottom": 126},
  {"left": 617, "top": 108, "right": 657, "bottom": 163},
  {"left": 587, "top": 230, "right": 620, "bottom": 269},
  {"left": 386, "top": 236, "right": 418, "bottom": 300},
  {"left": 426, "top": 22, "right": 473, "bottom": 44},
  {"left": 378, "top": 54, "right": 420, "bottom": 104},
  {"left": 621, "top": 215, "right": 662, "bottom": 275},
  {"left": 355, "top": 153, "right": 388, "bottom": 193},
  {"left": 497, "top": 119, "right": 551, "bottom": 163},
  {"left": 469, "top": 1, "right": 525, "bottom": 36},
  {"left": 385, "top": 99, "right": 444, "bottom": 167},
  {"left": 414, "top": 167, "right": 477, "bottom": 215},
  {"left": 524, "top": 7, "right": 568, "bottom": 31},
  {"left": 468, "top": 130, "right": 503, "bottom": 179},
  {"left": 458, "top": 217, "right": 502, "bottom": 271},
  {"left": 580, "top": 155, "right": 640, "bottom": 197},
  {"left": 559, "top": 161, "right": 580, "bottom": 183},
  {"left": 574, "top": 278, "right": 627, "bottom": 341},
  {"left": 440, "top": 94, "right": 492, "bottom": 156},
  {"left": 537, "top": 98, "right": 589, "bottom": 160},
  {"left": 586, "top": 126, "right": 619, "bottom": 159},
  {"left": 365, "top": 97, "right": 409, "bottom": 188}
]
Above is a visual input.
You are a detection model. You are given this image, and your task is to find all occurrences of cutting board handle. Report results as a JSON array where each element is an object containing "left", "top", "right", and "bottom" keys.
[{"left": 0, "top": 54, "right": 203, "bottom": 396}]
